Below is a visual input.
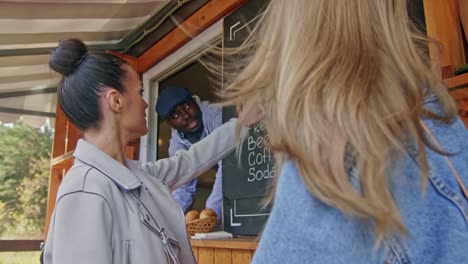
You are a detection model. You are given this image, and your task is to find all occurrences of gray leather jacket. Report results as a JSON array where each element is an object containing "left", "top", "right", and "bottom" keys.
[{"left": 44, "top": 119, "right": 242, "bottom": 264}]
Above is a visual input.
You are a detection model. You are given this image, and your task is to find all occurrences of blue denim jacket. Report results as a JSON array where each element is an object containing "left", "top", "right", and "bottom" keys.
[
  {"left": 169, "top": 96, "right": 223, "bottom": 219},
  {"left": 253, "top": 97, "right": 468, "bottom": 264}
]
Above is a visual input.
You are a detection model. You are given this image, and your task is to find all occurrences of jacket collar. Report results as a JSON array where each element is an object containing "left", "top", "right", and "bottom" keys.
[{"left": 73, "top": 139, "right": 141, "bottom": 191}]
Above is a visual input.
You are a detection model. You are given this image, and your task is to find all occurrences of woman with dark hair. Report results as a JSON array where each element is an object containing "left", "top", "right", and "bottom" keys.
[{"left": 43, "top": 39, "right": 257, "bottom": 264}]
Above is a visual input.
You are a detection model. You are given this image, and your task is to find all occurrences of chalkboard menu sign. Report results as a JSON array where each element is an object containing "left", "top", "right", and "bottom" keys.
[{"left": 222, "top": 0, "right": 271, "bottom": 236}]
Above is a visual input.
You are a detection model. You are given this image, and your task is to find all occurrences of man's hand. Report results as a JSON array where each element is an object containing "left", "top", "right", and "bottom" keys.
[{"left": 236, "top": 102, "right": 263, "bottom": 127}]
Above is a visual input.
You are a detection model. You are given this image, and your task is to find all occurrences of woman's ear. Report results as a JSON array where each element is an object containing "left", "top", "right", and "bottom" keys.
[{"left": 104, "top": 89, "right": 123, "bottom": 113}]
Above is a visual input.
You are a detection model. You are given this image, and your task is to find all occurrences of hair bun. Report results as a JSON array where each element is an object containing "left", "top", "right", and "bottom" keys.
[{"left": 49, "top": 38, "right": 88, "bottom": 75}]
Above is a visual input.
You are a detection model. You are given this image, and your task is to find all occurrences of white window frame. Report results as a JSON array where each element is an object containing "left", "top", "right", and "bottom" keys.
[{"left": 140, "top": 20, "right": 223, "bottom": 162}]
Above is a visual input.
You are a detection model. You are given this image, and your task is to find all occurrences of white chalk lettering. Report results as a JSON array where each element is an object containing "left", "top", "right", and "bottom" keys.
[{"left": 245, "top": 132, "right": 275, "bottom": 182}]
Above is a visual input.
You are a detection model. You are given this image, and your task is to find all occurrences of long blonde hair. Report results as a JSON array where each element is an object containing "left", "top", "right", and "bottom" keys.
[{"left": 221, "top": 0, "right": 457, "bottom": 240}]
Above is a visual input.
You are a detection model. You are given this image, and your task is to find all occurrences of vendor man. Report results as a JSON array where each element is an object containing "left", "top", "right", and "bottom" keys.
[{"left": 156, "top": 86, "right": 223, "bottom": 220}]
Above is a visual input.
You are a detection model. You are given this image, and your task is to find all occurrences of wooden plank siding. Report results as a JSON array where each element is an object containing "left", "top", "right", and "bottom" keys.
[
  {"left": 214, "top": 248, "right": 232, "bottom": 263},
  {"left": 190, "top": 238, "right": 257, "bottom": 264},
  {"left": 445, "top": 72, "right": 468, "bottom": 127},
  {"left": 423, "top": 0, "right": 466, "bottom": 78},
  {"left": 51, "top": 104, "right": 67, "bottom": 158},
  {"left": 191, "top": 247, "right": 255, "bottom": 264},
  {"left": 232, "top": 249, "right": 254, "bottom": 264},
  {"left": 424, "top": 0, "right": 468, "bottom": 127},
  {"left": 65, "top": 122, "right": 80, "bottom": 153}
]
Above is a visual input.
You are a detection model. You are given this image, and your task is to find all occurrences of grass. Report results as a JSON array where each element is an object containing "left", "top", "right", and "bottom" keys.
[{"left": 0, "top": 251, "right": 41, "bottom": 264}]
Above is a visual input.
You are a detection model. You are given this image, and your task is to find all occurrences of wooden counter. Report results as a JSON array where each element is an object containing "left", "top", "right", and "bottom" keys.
[{"left": 190, "top": 237, "right": 258, "bottom": 264}]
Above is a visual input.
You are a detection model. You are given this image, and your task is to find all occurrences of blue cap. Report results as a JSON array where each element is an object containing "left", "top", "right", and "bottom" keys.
[{"left": 155, "top": 86, "right": 193, "bottom": 119}]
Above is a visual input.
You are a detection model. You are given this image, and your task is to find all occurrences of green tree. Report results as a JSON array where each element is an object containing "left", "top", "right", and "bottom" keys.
[{"left": 0, "top": 122, "right": 53, "bottom": 238}]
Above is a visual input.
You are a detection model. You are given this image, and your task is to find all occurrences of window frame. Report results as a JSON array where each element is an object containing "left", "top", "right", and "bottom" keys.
[{"left": 140, "top": 20, "right": 222, "bottom": 162}]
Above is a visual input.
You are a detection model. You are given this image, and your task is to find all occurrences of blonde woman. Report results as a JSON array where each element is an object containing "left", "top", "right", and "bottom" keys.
[{"left": 224, "top": 0, "right": 468, "bottom": 263}]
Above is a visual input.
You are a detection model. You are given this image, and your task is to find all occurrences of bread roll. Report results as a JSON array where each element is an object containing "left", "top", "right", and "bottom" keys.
[
  {"left": 185, "top": 210, "right": 200, "bottom": 223},
  {"left": 200, "top": 208, "right": 217, "bottom": 219}
]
